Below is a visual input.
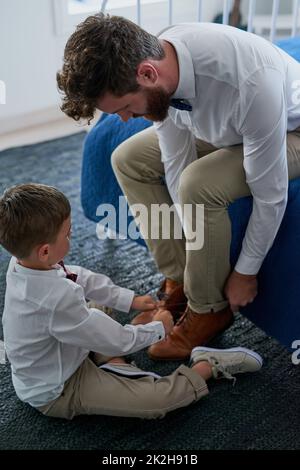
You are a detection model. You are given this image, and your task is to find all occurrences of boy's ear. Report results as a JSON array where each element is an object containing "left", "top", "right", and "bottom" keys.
[{"left": 37, "top": 243, "right": 50, "bottom": 262}]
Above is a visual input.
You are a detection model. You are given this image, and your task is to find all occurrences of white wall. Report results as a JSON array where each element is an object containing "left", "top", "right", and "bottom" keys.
[
  {"left": 0, "top": 0, "right": 229, "bottom": 135},
  {"left": 0, "top": 0, "right": 69, "bottom": 131},
  {"left": 1, "top": 0, "right": 291, "bottom": 135}
]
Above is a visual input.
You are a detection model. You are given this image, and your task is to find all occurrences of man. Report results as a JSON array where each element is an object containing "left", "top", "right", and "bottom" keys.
[{"left": 57, "top": 14, "right": 300, "bottom": 360}]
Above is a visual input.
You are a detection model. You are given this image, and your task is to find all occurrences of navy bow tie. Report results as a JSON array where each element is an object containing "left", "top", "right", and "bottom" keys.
[
  {"left": 58, "top": 260, "right": 78, "bottom": 283},
  {"left": 170, "top": 99, "right": 192, "bottom": 112}
]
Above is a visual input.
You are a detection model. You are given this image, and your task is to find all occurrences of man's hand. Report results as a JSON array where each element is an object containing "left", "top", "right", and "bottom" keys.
[
  {"left": 131, "top": 295, "right": 157, "bottom": 311},
  {"left": 224, "top": 270, "right": 257, "bottom": 313},
  {"left": 153, "top": 309, "right": 174, "bottom": 335}
]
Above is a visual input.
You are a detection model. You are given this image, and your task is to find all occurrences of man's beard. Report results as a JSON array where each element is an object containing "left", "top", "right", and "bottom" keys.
[{"left": 142, "top": 87, "right": 171, "bottom": 122}]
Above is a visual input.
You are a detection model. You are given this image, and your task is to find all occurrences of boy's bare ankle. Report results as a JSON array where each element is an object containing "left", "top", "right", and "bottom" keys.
[
  {"left": 106, "top": 357, "right": 127, "bottom": 365},
  {"left": 191, "top": 360, "right": 213, "bottom": 381}
]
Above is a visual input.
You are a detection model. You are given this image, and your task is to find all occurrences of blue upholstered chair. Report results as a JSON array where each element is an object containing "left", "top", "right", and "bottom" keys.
[{"left": 81, "top": 37, "right": 300, "bottom": 349}]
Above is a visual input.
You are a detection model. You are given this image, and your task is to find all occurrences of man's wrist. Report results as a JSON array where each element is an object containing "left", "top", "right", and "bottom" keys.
[{"left": 233, "top": 269, "right": 256, "bottom": 280}]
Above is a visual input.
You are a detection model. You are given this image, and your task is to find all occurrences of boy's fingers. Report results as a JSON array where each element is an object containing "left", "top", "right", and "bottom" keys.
[
  {"left": 143, "top": 302, "right": 158, "bottom": 311},
  {"left": 157, "top": 309, "right": 171, "bottom": 316}
]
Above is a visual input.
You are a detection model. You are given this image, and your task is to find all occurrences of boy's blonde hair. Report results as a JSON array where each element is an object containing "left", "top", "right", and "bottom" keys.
[{"left": 0, "top": 183, "right": 71, "bottom": 259}]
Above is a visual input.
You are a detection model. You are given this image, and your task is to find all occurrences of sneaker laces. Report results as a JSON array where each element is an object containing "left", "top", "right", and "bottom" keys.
[{"left": 210, "top": 357, "right": 237, "bottom": 386}]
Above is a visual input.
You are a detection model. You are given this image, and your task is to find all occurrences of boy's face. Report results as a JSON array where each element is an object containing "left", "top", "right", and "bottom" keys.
[{"left": 48, "top": 216, "right": 72, "bottom": 265}]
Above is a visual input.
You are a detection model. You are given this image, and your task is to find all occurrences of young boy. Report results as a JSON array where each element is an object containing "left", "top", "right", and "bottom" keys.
[{"left": 0, "top": 183, "right": 263, "bottom": 420}]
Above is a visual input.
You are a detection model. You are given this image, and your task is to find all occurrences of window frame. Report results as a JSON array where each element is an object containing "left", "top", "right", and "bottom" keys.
[{"left": 53, "top": 0, "right": 167, "bottom": 35}]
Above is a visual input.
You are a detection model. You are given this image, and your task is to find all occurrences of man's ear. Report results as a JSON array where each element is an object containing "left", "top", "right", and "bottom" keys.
[
  {"left": 37, "top": 243, "right": 50, "bottom": 262},
  {"left": 136, "top": 61, "right": 159, "bottom": 87}
]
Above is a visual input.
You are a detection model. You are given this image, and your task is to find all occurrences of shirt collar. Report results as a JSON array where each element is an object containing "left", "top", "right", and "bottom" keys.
[
  {"left": 13, "top": 259, "right": 64, "bottom": 278},
  {"left": 160, "top": 37, "right": 196, "bottom": 100}
]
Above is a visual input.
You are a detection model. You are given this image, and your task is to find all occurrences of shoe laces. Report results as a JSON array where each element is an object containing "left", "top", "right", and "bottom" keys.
[
  {"left": 157, "top": 291, "right": 169, "bottom": 302},
  {"left": 175, "top": 308, "right": 197, "bottom": 329},
  {"left": 210, "top": 357, "right": 238, "bottom": 386},
  {"left": 157, "top": 279, "right": 171, "bottom": 301},
  {"left": 157, "top": 279, "right": 185, "bottom": 305},
  {"left": 165, "top": 302, "right": 189, "bottom": 313},
  {"left": 175, "top": 310, "right": 187, "bottom": 326},
  {"left": 156, "top": 279, "right": 187, "bottom": 316}
]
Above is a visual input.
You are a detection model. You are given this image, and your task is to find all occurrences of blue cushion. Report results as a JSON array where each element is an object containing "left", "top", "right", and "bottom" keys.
[
  {"left": 229, "top": 37, "right": 300, "bottom": 348},
  {"left": 81, "top": 37, "right": 300, "bottom": 349},
  {"left": 276, "top": 36, "right": 300, "bottom": 62},
  {"left": 228, "top": 182, "right": 300, "bottom": 349},
  {"left": 81, "top": 114, "right": 152, "bottom": 246}
]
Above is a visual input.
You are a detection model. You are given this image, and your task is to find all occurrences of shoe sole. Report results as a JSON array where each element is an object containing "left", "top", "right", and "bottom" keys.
[{"left": 191, "top": 346, "right": 263, "bottom": 368}]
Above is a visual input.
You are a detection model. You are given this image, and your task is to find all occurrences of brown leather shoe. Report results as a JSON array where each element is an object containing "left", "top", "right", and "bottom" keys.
[
  {"left": 148, "top": 306, "right": 234, "bottom": 360},
  {"left": 131, "top": 278, "right": 187, "bottom": 325}
]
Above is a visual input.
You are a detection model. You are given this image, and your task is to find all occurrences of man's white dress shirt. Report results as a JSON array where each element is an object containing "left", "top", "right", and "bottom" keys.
[
  {"left": 2, "top": 258, "right": 164, "bottom": 407},
  {"left": 156, "top": 23, "right": 300, "bottom": 274}
]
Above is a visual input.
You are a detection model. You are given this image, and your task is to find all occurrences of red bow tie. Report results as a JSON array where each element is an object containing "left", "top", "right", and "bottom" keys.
[{"left": 58, "top": 260, "right": 78, "bottom": 283}]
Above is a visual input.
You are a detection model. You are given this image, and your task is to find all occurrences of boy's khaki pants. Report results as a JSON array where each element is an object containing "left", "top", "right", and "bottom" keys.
[
  {"left": 38, "top": 358, "right": 208, "bottom": 419},
  {"left": 112, "top": 126, "right": 300, "bottom": 313}
]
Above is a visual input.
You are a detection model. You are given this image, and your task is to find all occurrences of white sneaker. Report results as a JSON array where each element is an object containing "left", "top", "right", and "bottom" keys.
[{"left": 190, "top": 346, "right": 263, "bottom": 384}]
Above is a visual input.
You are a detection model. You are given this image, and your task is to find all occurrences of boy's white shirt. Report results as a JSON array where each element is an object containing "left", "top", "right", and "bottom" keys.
[{"left": 2, "top": 257, "right": 165, "bottom": 407}]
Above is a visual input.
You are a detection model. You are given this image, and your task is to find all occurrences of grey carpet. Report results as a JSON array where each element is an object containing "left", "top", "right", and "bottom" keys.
[{"left": 0, "top": 132, "right": 299, "bottom": 450}]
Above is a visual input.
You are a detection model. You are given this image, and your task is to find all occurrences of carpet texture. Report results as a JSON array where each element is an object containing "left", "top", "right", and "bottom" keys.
[{"left": 0, "top": 133, "right": 299, "bottom": 450}]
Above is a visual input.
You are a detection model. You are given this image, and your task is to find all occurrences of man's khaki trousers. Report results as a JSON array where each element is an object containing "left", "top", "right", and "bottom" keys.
[{"left": 112, "top": 126, "right": 300, "bottom": 313}]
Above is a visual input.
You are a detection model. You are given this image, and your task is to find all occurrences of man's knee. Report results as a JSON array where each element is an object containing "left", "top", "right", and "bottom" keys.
[
  {"left": 178, "top": 162, "right": 214, "bottom": 205},
  {"left": 111, "top": 139, "right": 134, "bottom": 177}
]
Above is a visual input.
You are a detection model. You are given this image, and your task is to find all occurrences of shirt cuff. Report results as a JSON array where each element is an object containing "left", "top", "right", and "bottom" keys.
[
  {"left": 114, "top": 287, "right": 135, "bottom": 312},
  {"left": 146, "top": 321, "right": 166, "bottom": 344},
  {"left": 234, "top": 252, "right": 263, "bottom": 275}
]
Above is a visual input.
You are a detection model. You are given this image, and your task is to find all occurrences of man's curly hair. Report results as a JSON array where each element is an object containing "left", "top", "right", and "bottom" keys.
[{"left": 56, "top": 13, "right": 165, "bottom": 123}]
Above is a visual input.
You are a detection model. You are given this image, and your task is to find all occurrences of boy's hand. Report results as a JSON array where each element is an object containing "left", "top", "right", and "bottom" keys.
[
  {"left": 131, "top": 295, "right": 157, "bottom": 311},
  {"left": 153, "top": 309, "right": 174, "bottom": 336}
]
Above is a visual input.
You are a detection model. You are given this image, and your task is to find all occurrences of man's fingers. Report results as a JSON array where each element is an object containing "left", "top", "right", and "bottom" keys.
[
  {"left": 230, "top": 304, "right": 239, "bottom": 313},
  {"left": 231, "top": 298, "right": 255, "bottom": 312}
]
